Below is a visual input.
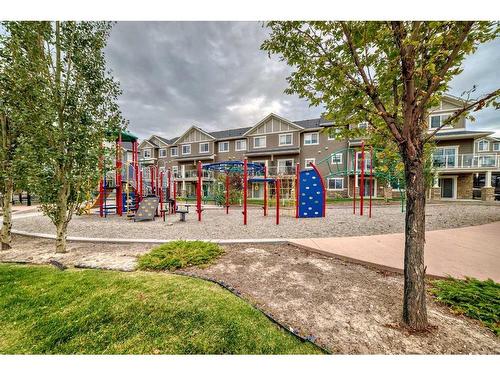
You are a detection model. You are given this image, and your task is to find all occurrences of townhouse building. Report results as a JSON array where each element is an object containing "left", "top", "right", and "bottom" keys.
[{"left": 138, "top": 95, "right": 500, "bottom": 201}]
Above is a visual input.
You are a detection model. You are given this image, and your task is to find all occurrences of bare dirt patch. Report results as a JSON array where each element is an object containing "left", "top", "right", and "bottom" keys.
[
  {"left": 179, "top": 243, "right": 500, "bottom": 354},
  {"left": 0, "top": 235, "right": 153, "bottom": 271}
]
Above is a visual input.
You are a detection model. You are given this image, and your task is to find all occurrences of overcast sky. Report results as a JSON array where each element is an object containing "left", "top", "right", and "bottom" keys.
[{"left": 105, "top": 21, "right": 500, "bottom": 140}]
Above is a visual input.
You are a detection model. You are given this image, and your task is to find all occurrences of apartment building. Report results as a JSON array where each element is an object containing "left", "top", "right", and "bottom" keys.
[{"left": 138, "top": 95, "right": 500, "bottom": 201}]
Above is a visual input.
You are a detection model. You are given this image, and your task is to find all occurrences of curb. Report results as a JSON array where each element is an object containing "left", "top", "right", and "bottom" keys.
[
  {"left": 11, "top": 229, "right": 290, "bottom": 245},
  {"left": 289, "top": 241, "right": 447, "bottom": 280}
]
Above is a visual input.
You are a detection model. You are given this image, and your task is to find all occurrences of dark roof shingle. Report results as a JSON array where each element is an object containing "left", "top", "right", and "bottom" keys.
[{"left": 209, "top": 127, "right": 252, "bottom": 139}]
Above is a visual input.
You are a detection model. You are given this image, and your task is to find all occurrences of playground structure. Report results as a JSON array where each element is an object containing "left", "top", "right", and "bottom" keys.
[
  {"left": 88, "top": 131, "right": 403, "bottom": 224},
  {"left": 317, "top": 141, "right": 406, "bottom": 216},
  {"left": 86, "top": 130, "right": 176, "bottom": 220},
  {"left": 195, "top": 159, "right": 327, "bottom": 225}
]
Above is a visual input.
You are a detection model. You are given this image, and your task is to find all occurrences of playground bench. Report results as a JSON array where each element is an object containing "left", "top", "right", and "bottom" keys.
[{"left": 175, "top": 204, "right": 190, "bottom": 222}]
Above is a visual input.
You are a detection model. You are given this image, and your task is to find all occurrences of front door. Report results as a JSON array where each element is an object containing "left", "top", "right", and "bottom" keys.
[{"left": 441, "top": 178, "right": 454, "bottom": 198}]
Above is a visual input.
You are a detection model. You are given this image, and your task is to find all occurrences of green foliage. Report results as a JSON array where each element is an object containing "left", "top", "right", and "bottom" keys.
[
  {"left": 430, "top": 277, "right": 500, "bottom": 335},
  {"left": 0, "top": 264, "right": 321, "bottom": 354},
  {"left": 262, "top": 22, "right": 499, "bottom": 139},
  {"left": 1, "top": 21, "right": 125, "bottom": 251},
  {"left": 138, "top": 241, "right": 224, "bottom": 271},
  {"left": 211, "top": 173, "right": 243, "bottom": 204}
]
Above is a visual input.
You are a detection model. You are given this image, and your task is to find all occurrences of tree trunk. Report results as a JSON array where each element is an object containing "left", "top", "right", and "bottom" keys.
[
  {"left": 55, "top": 218, "right": 68, "bottom": 254},
  {"left": 1, "top": 177, "right": 14, "bottom": 250},
  {"left": 54, "top": 185, "right": 69, "bottom": 253},
  {"left": 402, "top": 156, "right": 428, "bottom": 330}
]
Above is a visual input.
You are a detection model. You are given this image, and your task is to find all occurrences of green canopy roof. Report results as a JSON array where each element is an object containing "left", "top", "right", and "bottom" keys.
[{"left": 107, "top": 129, "right": 139, "bottom": 142}]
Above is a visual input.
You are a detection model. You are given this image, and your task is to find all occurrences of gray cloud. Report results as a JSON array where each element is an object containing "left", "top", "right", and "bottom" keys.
[{"left": 105, "top": 22, "right": 499, "bottom": 140}]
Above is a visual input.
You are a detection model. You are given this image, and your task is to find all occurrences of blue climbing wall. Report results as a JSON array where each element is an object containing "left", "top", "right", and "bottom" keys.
[{"left": 298, "top": 168, "right": 324, "bottom": 218}]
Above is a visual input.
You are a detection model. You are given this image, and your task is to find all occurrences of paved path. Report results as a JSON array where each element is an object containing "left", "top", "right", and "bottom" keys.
[{"left": 290, "top": 221, "right": 500, "bottom": 282}]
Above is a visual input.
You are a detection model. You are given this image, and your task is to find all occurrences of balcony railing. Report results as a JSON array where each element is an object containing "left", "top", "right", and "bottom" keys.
[
  {"left": 181, "top": 170, "right": 213, "bottom": 179},
  {"left": 432, "top": 153, "right": 500, "bottom": 169}
]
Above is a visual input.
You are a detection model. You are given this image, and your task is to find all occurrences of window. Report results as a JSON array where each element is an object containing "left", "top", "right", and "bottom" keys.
[
  {"left": 170, "top": 147, "right": 178, "bottom": 157},
  {"left": 429, "top": 114, "right": 452, "bottom": 129},
  {"left": 304, "top": 158, "right": 315, "bottom": 169},
  {"left": 328, "top": 128, "right": 341, "bottom": 140},
  {"left": 331, "top": 153, "right": 342, "bottom": 164},
  {"left": 478, "top": 140, "right": 489, "bottom": 152},
  {"left": 159, "top": 148, "right": 167, "bottom": 158},
  {"left": 304, "top": 132, "right": 319, "bottom": 145},
  {"left": 143, "top": 149, "right": 151, "bottom": 158},
  {"left": 358, "top": 122, "right": 368, "bottom": 130},
  {"left": 277, "top": 159, "right": 294, "bottom": 174},
  {"left": 235, "top": 139, "right": 247, "bottom": 151},
  {"left": 494, "top": 143, "right": 500, "bottom": 151},
  {"left": 356, "top": 151, "right": 372, "bottom": 171},
  {"left": 279, "top": 133, "right": 293, "bottom": 146},
  {"left": 218, "top": 141, "right": 229, "bottom": 152},
  {"left": 172, "top": 166, "right": 179, "bottom": 178},
  {"left": 199, "top": 142, "right": 209, "bottom": 153},
  {"left": 181, "top": 144, "right": 191, "bottom": 155},
  {"left": 327, "top": 178, "right": 344, "bottom": 190},
  {"left": 432, "top": 147, "right": 457, "bottom": 168},
  {"left": 253, "top": 136, "right": 266, "bottom": 148}
]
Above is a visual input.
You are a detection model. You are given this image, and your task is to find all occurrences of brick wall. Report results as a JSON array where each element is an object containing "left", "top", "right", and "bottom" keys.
[{"left": 457, "top": 173, "right": 473, "bottom": 199}]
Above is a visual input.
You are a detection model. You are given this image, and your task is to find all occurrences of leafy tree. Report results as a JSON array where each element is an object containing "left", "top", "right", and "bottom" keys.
[
  {"left": 2, "top": 21, "right": 123, "bottom": 253},
  {"left": 262, "top": 21, "right": 499, "bottom": 330},
  {"left": 0, "top": 23, "right": 47, "bottom": 249}
]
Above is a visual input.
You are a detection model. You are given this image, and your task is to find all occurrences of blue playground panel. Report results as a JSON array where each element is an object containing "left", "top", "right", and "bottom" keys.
[{"left": 298, "top": 168, "right": 324, "bottom": 218}]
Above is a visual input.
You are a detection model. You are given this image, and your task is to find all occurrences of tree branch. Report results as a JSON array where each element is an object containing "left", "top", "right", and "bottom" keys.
[
  {"left": 423, "top": 89, "right": 500, "bottom": 143},
  {"left": 417, "top": 22, "right": 474, "bottom": 110},
  {"left": 340, "top": 22, "right": 404, "bottom": 144}
]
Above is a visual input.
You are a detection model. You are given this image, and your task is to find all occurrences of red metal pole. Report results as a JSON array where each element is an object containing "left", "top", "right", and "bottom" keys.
[
  {"left": 119, "top": 133, "right": 123, "bottom": 216},
  {"left": 243, "top": 158, "right": 248, "bottom": 225},
  {"left": 197, "top": 161, "right": 202, "bottom": 221},
  {"left": 173, "top": 177, "right": 177, "bottom": 212},
  {"left": 167, "top": 168, "right": 172, "bottom": 214},
  {"left": 159, "top": 171, "right": 164, "bottom": 218},
  {"left": 99, "top": 153, "right": 104, "bottom": 218},
  {"left": 353, "top": 150, "right": 357, "bottom": 215},
  {"left": 134, "top": 141, "right": 139, "bottom": 209},
  {"left": 115, "top": 134, "right": 123, "bottom": 216},
  {"left": 157, "top": 167, "right": 160, "bottom": 197},
  {"left": 263, "top": 165, "right": 268, "bottom": 216},
  {"left": 150, "top": 166, "right": 154, "bottom": 196},
  {"left": 295, "top": 162, "right": 300, "bottom": 219},
  {"left": 360, "top": 141, "right": 365, "bottom": 216},
  {"left": 369, "top": 146, "right": 373, "bottom": 219},
  {"left": 225, "top": 173, "right": 229, "bottom": 214},
  {"left": 276, "top": 178, "right": 280, "bottom": 225},
  {"left": 139, "top": 169, "right": 143, "bottom": 202}
]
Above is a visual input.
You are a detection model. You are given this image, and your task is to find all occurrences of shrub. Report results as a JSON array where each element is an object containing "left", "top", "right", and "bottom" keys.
[
  {"left": 138, "top": 241, "right": 224, "bottom": 271},
  {"left": 430, "top": 277, "right": 500, "bottom": 336}
]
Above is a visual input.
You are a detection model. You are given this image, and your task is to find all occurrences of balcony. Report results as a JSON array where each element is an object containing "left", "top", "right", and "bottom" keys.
[
  {"left": 176, "top": 169, "right": 213, "bottom": 180},
  {"left": 138, "top": 157, "right": 156, "bottom": 166},
  {"left": 432, "top": 153, "right": 500, "bottom": 170}
]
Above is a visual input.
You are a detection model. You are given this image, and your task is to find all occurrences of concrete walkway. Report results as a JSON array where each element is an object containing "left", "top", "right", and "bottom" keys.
[{"left": 290, "top": 221, "right": 500, "bottom": 282}]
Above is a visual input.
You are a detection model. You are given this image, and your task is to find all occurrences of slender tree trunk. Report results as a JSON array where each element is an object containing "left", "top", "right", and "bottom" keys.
[
  {"left": 55, "top": 183, "right": 69, "bottom": 253},
  {"left": 1, "top": 177, "right": 13, "bottom": 250},
  {"left": 1, "top": 114, "right": 13, "bottom": 250},
  {"left": 55, "top": 218, "right": 68, "bottom": 254},
  {"left": 402, "top": 156, "right": 428, "bottom": 330}
]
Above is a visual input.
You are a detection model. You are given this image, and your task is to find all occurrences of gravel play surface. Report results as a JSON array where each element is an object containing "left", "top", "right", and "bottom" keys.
[{"left": 11, "top": 203, "right": 500, "bottom": 240}]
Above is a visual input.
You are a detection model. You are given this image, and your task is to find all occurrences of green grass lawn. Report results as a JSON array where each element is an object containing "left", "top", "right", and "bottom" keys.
[
  {"left": 430, "top": 277, "right": 500, "bottom": 336},
  {"left": 0, "top": 264, "right": 322, "bottom": 354}
]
